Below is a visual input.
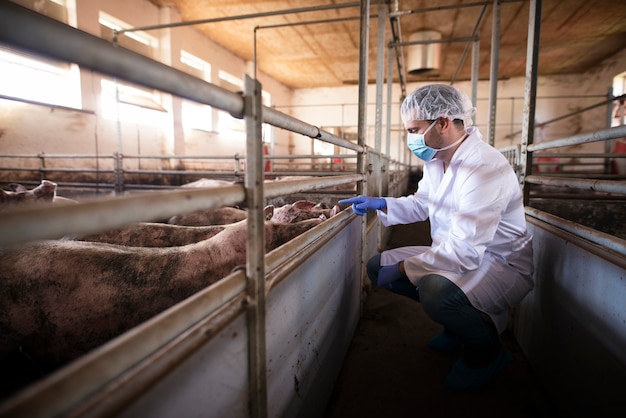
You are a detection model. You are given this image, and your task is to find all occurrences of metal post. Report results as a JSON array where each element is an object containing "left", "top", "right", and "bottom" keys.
[
  {"left": 471, "top": 39, "right": 480, "bottom": 124},
  {"left": 357, "top": 0, "right": 370, "bottom": 309},
  {"left": 357, "top": 0, "right": 370, "bottom": 194},
  {"left": 386, "top": 39, "right": 394, "bottom": 159},
  {"left": 244, "top": 75, "right": 267, "bottom": 418},
  {"left": 521, "top": 0, "right": 542, "bottom": 205},
  {"left": 488, "top": 0, "right": 501, "bottom": 147}
]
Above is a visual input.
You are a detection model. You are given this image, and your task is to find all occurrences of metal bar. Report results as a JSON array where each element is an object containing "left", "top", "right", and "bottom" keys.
[
  {"left": 116, "top": 2, "right": 360, "bottom": 34},
  {"left": 471, "top": 39, "right": 480, "bottom": 120},
  {"left": 0, "top": 186, "right": 245, "bottom": 247},
  {"left": 487, "top": 0, "right": 501, "bottom": 147},
  {"left": 525, "top": 207, "right": 626, "bottom": 257},
  {"left": 244, "top": 76, "right": 267, "bottom": 418},
  {"left": 388, "top": 5, "right": 406, "bottom": 100},
  {"left": 399, "top": 0, "right": 523, "bottom": 16},
  {"left": 390, "top": 36, "right": 476, "bottom": 48},
  {"left": 386, "top": 27, "right": 394, "bottom": 158},
  {"left": 529, "top": 153, "right": 626, "bottom": 159},
  {"left": 527, "top": 125, "right": 626, "bottom": 152},
  {"left": 264, "top": 174, "right": 362, "bottom": 199},
  {"left": 0, "top": 2, "right": 360, "bottom": 153},
  {"left": 505, "top": 93, "right": 626, "bottom": 140},
  {"left": 262, "top": 107, "right": 363, "bottom": 152},
  {"left": 374, "top": 3, "right": 386, "bottom": 153},
  {"left": 265, "top": 210, "right": 352, "bottom": 291},
  {"left": 357, "top": 0, "right": 370, "bottom": 194},
  {"left": 0, "top": 269, "right": 247, "bottom": 418},
  {"left": 0, "top": 2, "right": 243, "bottom": 116},
  {"left": 451, "top": 3, "right": 488, "bottom": 85},
  {"left": 521, "top": 0, "right": 541, "bottom": 205},
  {"left": 357, "top": 0, "right": 370, "bottom": 306},
  {"left": 525, "top": 175, "right": 626, "bottom": 194}
]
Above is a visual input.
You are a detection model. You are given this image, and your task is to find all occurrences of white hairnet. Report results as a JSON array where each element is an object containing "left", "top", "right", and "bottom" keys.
[{"left": 401, "top": 84, "right": 475, "bottom": 127}]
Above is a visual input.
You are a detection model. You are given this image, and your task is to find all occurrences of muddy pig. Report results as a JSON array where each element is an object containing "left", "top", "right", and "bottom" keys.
[
  {"left": 0, "top": 218, "right": 322, "bottom": 396},
  {"left": 167, "top": 206, "right": 247, "bottom": 226},
  {"left": 269, "top": 200, "right": 341, "bottom": 223},
  {"left": 75, "top": 222, "right": 230, "bottom": 247}
]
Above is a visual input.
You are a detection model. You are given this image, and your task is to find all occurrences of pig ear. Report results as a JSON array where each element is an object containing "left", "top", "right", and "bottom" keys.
[
  {"left": 293, "top": 200, "right": 316, "bottom": 210},
  {"left": 330, "top": 205, "right": 340, "bottom": 217},
  {"left": 41, "top": 180, "right": 57, "bottom": 189},
  {"left": 313, "top": 202, "right": 330, "bottom": 209},
  {"left": 263, "top": 205, "right": 274, "bottom": 220},
  {"left": 9, "top": 183, "right": 25, "bottom": 192}
]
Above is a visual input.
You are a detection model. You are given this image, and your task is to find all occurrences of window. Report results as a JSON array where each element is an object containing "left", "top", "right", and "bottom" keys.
[
  {"left": 100, "top": 79, "right": 167, "bottom": 127},
  {"left": 0, "top": 46, "right": 81, "bottom": 108},
  {"left": 216, "top": 70, "right": 274, "bottom": 142},
  {"left": 180, "top": 51, "right": 212, "bottom": 132},
  {"left": 217, "top": 70, "right": 245, "bottom": 140},
  {"left": 98, "top": 13, "right": 164, "bottom": 126}
]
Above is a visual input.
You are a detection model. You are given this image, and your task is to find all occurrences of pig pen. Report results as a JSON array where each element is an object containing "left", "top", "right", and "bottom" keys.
[
  {"left": 0, "top": 4, "right": 408, "bottom": 416},
  {"left": 511, "top": 124, "right": 626, "bottom": 417}
]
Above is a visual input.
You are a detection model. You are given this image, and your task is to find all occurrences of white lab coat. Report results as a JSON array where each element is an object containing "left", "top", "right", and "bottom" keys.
[{"left": 378, "top": 127, "right": 534, "bottom": 333}]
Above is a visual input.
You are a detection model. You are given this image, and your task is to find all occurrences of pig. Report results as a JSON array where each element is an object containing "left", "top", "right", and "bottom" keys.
[
  {"left": 0, "top": 217, "right": 323, "bottom": 394},
  {"left": 74, "top": 222, "right": 230, "bottom": 247},
  {"left": 0, "top": 180, "right": 76, "bottom": 211},
  {"left": 0, "top": 180, "right": 57, "bottom": 210},
  {"left": 181, "top": 178, "right": 234, "bottom": 188},
  {"left": 268, "top": 200, "right": 341, "bottom": 223},
  {"left": 77, "top": 205, "right": 309, "bottom": 247},
  {"left": 167, "top": 206, "right": 248, "bottom": 226}
]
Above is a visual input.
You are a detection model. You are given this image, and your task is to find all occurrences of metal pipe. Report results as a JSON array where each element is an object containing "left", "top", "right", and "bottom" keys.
[
  {"left": 526, "top": 207, "right": 626, "bottom": 257},
  {"left": 505, "top": 93, "right": 626, "bottom": 140},
  {"left": 244, "top": 76, "right": 267, "bottom": 418},
  {"left": 388, "top": 13, "right": 407, "bottom": 100},
  {"left": 0, "top": 185, "right": 244, "bottom": 247},
  {"left": 374, "top": 4, "right": 386, "bottom": 153},
  {"left": 487, "top": 0, "right": 501, "bottom": 147},
  {"left": 521, "top": 0, "right": 541, "bottom": 205},
  {"left": 0, "top": 2, "right": 356, "bottom": 153},
  {"left": 386, "top": 30, "right": 394, "bottom": 158},
  {"left": 264, "top": 174, "right": 362, "bottom": 199},
  {"left": 262, "top": 107, "right": 363, "bottom": 152},
  {"left": 389, "top": 36, "right": 476, "bottom": 48},
  {"left": 265, "top": 210, "right": 353, "bottom": 291},
  {"left": 357, "top": 0, "right": 371, "bottom": 194},
  {"left": 0, "top": 2, "right": 244, "bottom": 116},
  {"left": 527, "top": 125, "right": 626, "bottom": 152},
  {"left": 451, "top": 3, "right": 488, "bottom": 86},
  {"left": 471, "top": 39, "right": 480, "bottom": 122},
  {"left": 525, "top": 175, "right": 626, "bottom": 195},
  {"left": 0, "top": 269, "right": 248, "bottom": 418},
  {"left": 116, "top": 2, "right": 360, "bottom": 34}
]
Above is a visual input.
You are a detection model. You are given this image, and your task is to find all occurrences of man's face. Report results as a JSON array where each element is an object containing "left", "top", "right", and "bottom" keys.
[{"left": 404, "top": 119, "right": 442, "bottom": 149}]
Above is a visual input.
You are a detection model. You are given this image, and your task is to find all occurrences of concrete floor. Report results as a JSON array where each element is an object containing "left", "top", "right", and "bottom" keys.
[{"left": 323, "top": 220, "right": 558, "bottom": 418}]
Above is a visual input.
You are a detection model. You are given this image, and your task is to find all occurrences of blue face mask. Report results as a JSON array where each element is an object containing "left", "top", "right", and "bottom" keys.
[
  {"left": 407, "top": 120, "right": 466, "bottom": 162},
  {"left": 406, "top": 120, "right": 437, "bottom": 161}
]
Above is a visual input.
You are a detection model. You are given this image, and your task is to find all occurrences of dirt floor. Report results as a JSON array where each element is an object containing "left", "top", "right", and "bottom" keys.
[{"left": 323, "top": 221, "right": 559, "bottom": 418}]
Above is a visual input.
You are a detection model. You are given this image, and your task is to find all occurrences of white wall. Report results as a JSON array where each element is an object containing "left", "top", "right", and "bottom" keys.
[
  {"left": 291, "top": 46, "right": 626, "bottom": 164},
  {"left": 0, "top": 0, "right": 294, "bottom": 181},
  {"left": 2, "top": 0, "right": 625, "bottom": 183}
]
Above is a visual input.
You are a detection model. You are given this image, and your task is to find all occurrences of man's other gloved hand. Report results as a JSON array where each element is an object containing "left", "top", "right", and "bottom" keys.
[
  {"left": 338, "top": 195, "right": 386, "bottom": 216},
  {"left": 377, "top": 262, "right": 406, "bottom": 287}
]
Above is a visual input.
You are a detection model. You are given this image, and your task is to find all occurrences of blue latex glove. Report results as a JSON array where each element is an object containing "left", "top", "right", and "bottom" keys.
[
  {"left": 377, "top": 262, "right": 406, "bottom": 287},
  {"left": 338, "top": 195, "right": 386, "bottom": 216}
]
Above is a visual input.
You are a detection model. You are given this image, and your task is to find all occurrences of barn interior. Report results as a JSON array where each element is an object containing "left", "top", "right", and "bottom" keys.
[{"left": 0, "top": 1, "right": 625, "bottom": 417}]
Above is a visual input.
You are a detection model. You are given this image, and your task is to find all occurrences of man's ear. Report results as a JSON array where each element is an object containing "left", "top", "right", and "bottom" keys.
[{"left": 437, "top": 117, "right": 450, "bottom": 132}]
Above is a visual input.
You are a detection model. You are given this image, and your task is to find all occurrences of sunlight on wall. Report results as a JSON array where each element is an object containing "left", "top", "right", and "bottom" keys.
[{"left": 0, "top": 48, "right": 81, "bottom": 109}]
